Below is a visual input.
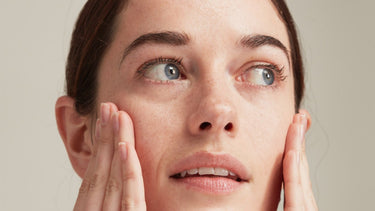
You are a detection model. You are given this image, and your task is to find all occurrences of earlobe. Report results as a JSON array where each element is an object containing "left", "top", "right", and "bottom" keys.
[
  {"left": 298, "top": 109, "right": 312, "bottom": 131},
  {"left": 55, "top": 96, "right": 93, "bottom": 178}
]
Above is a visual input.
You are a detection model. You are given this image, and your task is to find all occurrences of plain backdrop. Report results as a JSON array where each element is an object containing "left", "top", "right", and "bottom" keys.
[{"left": 1, "top": 0, "right": 374, "bottom": 210}]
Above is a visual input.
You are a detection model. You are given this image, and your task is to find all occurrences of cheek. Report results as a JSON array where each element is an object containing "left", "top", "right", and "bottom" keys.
[
  {"left": 114, "top": 94, "right": 184, "bottom": 180},
  {"left": 238, "top": 88, "right": 294, "bottom": 176},
  {"left": 235, "top": 101, "right": 292, "bottom": 203}
]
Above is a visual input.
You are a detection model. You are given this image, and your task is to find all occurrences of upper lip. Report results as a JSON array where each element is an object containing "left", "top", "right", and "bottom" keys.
[{"left": 169, "top": 151, "right": 251, "bottom": 182}]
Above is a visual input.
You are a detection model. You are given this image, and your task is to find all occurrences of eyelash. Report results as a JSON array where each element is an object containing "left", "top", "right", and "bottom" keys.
[
  {"left": 250, "top": 63, "right": 286, "bottom": 80},
  {"left": 238, "top": 63, "right": 287, "bottom": 89},
  {"left": 136, "top": 57, "right": 184, "bottom": 79}
]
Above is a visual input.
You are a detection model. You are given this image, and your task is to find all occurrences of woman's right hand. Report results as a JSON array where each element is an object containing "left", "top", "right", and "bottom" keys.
[{"left": 73, "top": 103, "right": 147, "bottom": 211}]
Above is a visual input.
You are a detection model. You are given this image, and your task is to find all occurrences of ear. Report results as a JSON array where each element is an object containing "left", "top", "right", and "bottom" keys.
[
  {"left": 298, "top": 109, "right": 312, "bottom": 131},
  {"left": 55, "top": 96, "right": 93, "bottom": 178}
]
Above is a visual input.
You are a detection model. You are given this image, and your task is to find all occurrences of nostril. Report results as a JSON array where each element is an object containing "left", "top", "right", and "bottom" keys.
[
  {"left": 199, "top": 122, "right": 212, "bottom": 130},
  {"left": 224, "top": 122, "right": 233, "bottom": 131}
]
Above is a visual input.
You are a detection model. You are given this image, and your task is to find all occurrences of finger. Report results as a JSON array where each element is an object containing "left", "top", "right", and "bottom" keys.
[
  {"left": 84, "top": 103, "right": 117, "bottom": 210},
  {"left": 118, "top": 111, "right": 146, "bottom": 211},
  {"left": 283, "top": 114, "right": 306, "bottom": 211},
  {"left": 299, "top": 132, "right": 318, "bottom": 210},
  {"left": 285, "top": 114, "right": 305, "bottom": 153},
  {"left": 284, "top": 151, "right": 304, "bottom": 211},
  {"left": 103, "top": 112, "right": 123, "bottom": 210},
  {"left": 74, "top": 104, "right": 113, "bottom": 210},
  {"left": 300, "top": 153, "right": 318, "bottom": 211},
  {"left": 73, "top": 119, "right": 100, "bottom": 211}
]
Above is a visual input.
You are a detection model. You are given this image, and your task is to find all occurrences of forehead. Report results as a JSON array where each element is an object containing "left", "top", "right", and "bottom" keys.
[{"left": 117, "top": 0, "right": 289, "bottom": 49}]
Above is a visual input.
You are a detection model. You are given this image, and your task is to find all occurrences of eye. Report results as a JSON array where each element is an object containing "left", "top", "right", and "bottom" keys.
[
  {"left": 139, "top": 58, "right": 185, "bottom": 81},
  {"left": 237, "top": 64, "right": 282, "bottom": 86},
  {"left": 144, "top": 63, "right": 181, "bottom": 80}
]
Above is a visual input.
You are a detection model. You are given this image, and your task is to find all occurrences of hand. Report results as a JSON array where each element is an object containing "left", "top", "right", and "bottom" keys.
[
  {"left": 73, "top": 103, "right": 146, "bottom": 211},
  {"left": 283, "top": 112, "right": 318, "bottom": 211}
]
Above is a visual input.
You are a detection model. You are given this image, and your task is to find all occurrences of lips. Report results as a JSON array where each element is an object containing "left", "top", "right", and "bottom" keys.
[
  {"left": 172, "top": 167, "right": 242, "bottom": 182},
  {"left": 169, "top": 151, "right": 251, "bottom": 193}
]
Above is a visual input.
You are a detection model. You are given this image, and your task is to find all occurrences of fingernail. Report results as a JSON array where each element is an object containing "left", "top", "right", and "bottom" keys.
[
  {"left": 101, "top": 103, "right": 110, "bottom": 125},
  {"left": 113, "top": 112, "right": 119, "bottom": 133},
  {"left": 95, "top": 119, "right": 101, "bottom": 138},
  {"left": 118, "top": 142, "right": 127, "bottom": 161}
]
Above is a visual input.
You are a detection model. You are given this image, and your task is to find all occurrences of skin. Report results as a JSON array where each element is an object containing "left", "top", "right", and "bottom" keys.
[{"left": 55, "top": 0, "right": 318, "bottom": 210}]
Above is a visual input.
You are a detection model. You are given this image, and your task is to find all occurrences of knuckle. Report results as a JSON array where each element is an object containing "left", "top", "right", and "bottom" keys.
[
  {"left": 122, "top": 171, "right": 138, "bottom": 182},
  {"left": 98, "top": 126, "right": 113, "bottom": 144},
  {"left": 121, "top": 198, "right": 145, "bottom": 210},
  {"left": 92, "top": 147, "right": 98, "bottom": 157},
  {"left": 88, "top": 173, "right": 107, "bottom": 191},
  {"left": 106, "top": 177, "right": 121, "bottom": 194},
  {"left": 79, "top": 179, "right": 90, "bottom": 195},
  {"left": 122, "top": 198, "right": 136, "bottom": 210},
  {"left": 100, "top": 134, "right": 112, "bottom": 144}
]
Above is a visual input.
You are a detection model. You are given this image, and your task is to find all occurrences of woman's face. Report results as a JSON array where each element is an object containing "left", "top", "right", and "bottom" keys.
[{"left": 95, "top": 0, "right": 294, "bottom": 210}]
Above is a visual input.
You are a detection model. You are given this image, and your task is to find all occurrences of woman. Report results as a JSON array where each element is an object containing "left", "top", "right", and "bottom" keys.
[{"left": 55, "top": 0, "right": 318, "bottom": 210}]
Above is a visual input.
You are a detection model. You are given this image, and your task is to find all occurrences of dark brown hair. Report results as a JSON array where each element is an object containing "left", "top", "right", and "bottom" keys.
[
  {"left": 271, "top": 0, "right": 305, "bottom": 111},
  {"left": 66, "top": 0, "right": 304, "bottom": 115},
  {"left": 66, "top": 0, "right": 126, "bottom": 115}
]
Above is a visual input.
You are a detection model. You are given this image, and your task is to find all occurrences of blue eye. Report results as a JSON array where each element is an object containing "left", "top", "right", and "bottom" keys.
[
  {"left": 141, "top": 58, "right": 184, "bottom": 81},
  {"left": 261, "top": 69, "right": 274, "bottom": 85},
  {"left": 164, "top": 63, "right": 180, "bottom": 80},
  {"left": 237, "top": 65, "right": 278, "bottom": 86}
]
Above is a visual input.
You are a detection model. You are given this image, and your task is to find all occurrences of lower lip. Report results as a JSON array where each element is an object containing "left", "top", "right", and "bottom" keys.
[{"left": 172, "top": 176, "right": 241, "bottom": 194}]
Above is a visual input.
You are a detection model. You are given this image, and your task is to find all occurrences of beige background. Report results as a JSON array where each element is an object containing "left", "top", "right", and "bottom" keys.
[{"left": 0, "top": 0, "right": 374, "bottom": 210}]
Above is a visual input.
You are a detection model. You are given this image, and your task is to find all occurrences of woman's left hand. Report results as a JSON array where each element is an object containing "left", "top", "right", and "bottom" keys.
[{"left": 283, "top": 112, "right": 318, "bottom": 211}]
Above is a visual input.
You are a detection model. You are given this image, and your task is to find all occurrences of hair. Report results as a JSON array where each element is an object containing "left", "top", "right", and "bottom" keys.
[{"left": 66, "top": 0, "right": 304, "bottom": 115}]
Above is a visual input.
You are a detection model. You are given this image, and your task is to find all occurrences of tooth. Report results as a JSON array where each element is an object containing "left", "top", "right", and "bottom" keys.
[
  {"left": 229, "top": 171, "right": 236, "bottom": 176},
  {"left": 214, "top": 168, "right": 229, "bottom": 176},
  {"left": 180, "top": 171, "right": 187, "bottom": 178},
  {"left": 199, "top": 167, "right": 215, "bottom": 175},
  {"left": 187, "top": 168, "right": 198, "bottom": 175}
]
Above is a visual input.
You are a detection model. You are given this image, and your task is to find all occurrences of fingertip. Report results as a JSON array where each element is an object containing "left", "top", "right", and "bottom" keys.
[
  {"left": 285, "top": 122, "right": 300, "bottom": 151},
  {"left": 118, "top": 111, "right": 134, "bottom": 131},
  {"left": 112, "top": 111, "right": 120, "bottom": 133},
  {"left": 298, "top": 109, "right": 312, "bottom": 131},
  {"left": 106, "top": 102, "right": 119, "bottom": 113},
  {"left": 118, "top": 110, "right": 132, "bottom": 122},
  {"left": 100, "top": 103, "right": 110, "bottom": 125},
  {"left": 95, "top": 118, "right": 101, "bottom": 138},
  {"left": 118, "top": 111, "right": 135, "bottom": 146},
  {"left": 292, "top": 112, "right": 308, "bottom": 139}
]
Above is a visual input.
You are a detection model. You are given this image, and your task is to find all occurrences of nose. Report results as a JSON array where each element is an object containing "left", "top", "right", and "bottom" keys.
[{"left": 187, "top": 89, "right": 238, "bottom": 137}]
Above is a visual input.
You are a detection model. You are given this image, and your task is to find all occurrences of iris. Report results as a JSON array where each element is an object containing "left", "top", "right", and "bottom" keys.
[
  {"left": 164, "top": 64, "right": 180, "bottom": 80},
  {"left": 262, "top": 69, "right": 274, "bottom": 85}
]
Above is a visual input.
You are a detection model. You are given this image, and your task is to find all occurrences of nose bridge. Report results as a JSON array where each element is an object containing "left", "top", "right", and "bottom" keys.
[{"left": 188, "top": 75, "right": 238, "bottom": 136}]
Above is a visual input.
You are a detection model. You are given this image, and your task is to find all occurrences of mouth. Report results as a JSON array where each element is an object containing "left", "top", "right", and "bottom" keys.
[
  {"left": 171, "top": 167, "right": 244, "bottom": 182},
  {"left": 169, "top": 152, "right": 251, "bottom": 194}
]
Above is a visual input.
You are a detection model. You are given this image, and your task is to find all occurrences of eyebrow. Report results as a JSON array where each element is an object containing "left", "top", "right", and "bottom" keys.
[
  {"left": 121, "top": 31, "right": 190, "bottom": 63},
  {"left": 120, "top": 31, "right": 290, "bottom": 65},
  {"left": 239, "top": 34, "right": 290, "bottom": 63}
]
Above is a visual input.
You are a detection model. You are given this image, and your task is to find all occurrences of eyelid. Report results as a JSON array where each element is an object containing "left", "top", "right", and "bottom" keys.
[
  {"left": 249, "top": 64, "right": 286, "bottom": 81},
  {"left": 236, "top": 62, "right": 287, "bottom": 87},
  {"left": 136, "top": 57, "right": 185, "bottom": 79}
]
